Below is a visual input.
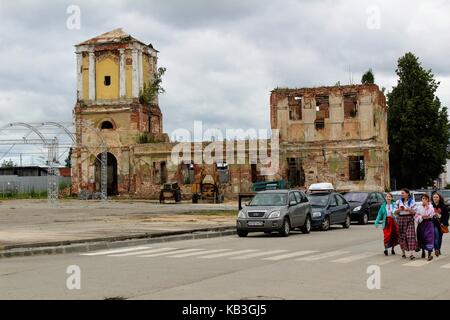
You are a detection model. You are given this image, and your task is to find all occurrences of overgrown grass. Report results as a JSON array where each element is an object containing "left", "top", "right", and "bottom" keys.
[{"left": 1, "top": 191, "right": 48, "bottom": 199}]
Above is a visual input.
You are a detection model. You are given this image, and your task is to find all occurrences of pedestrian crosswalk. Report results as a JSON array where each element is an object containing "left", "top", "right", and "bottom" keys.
[{"left": 80, "top": 246, "right": 450, "bottom": 268}]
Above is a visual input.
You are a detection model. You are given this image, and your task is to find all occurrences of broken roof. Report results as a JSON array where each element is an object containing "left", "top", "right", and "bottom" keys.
[{"left": 76, "top": 28, "right": 158, "bottom": 51}]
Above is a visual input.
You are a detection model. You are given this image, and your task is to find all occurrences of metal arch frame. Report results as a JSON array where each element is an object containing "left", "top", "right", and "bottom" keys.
[
  {"left": 1, "top": 122, "right": 48, "bottom": 143},
  {"left": 38, "top": 122, "right": 76, "bottom": 143},
  {"left": 0, "top": 123, "right": 60, "bottom": 204},
  {"left": 0, "top": 121, "right": 109, "bottom": 202}
]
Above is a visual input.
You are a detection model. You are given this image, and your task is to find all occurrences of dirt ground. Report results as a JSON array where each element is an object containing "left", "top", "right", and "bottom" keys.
[{"left": 0, "top": 199, "right": 237, "bottom": 247}]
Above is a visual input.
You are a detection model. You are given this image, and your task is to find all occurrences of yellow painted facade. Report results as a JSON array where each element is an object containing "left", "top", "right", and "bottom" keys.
[
  {"left": 142, "top": 54, "right": 150, "bottom": 85},
  {"left": 95, "top": 55, "right": 119, "bottom": 100}
]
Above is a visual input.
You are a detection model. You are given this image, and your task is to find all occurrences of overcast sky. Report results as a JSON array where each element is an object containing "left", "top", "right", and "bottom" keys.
[{"left": 0, "top": 0, "right": 449, "bottom": 143}]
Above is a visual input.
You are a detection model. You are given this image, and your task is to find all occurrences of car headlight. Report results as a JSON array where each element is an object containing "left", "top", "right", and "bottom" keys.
[
  {"left": 268, "top": 211, "right": 281, "bottom": 218},
  {"left": 312, "top": 211, "right": 322, "bottom": 218},
  {"left": 353, "top": 206, "right": 362, "bottom": 212},
  {"left": 238, "top": 210, "right": 246, "bottom": 218}
]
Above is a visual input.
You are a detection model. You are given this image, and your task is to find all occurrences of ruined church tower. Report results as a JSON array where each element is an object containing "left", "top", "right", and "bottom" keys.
[{"left": 71, "top": 29, "right": 168, "bottom": 196}]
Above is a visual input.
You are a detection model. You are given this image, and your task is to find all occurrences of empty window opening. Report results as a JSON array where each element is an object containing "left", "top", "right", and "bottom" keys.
[
  {"left": 287, "top": 158, "right": 305, "bottom": 187},
  {"left": 315, "top": 95, "right": 329, "bottom": 129},
  {"left": 104, "top": 76, "right": 111, "bottom": 86},
  {"left": 250, "top": 164, "right": 265, "bottom": 183},
  {"left": 349, "top": 156, "right": 365, "bottom": 181},
  {"left": 181, "top": 162, "right": 195, "bottom": 184},
  {"left": 288, "top": 96, "right": 302, "bottom": 120},
  {"left": 344, "top": 93, "right": 358, "bottom": 118},
  {"left": 101, "top": 121, "right": 114, "bottom": 129},
  {"left": 216, "top": 162, "right": 229, "bottom": 184}
]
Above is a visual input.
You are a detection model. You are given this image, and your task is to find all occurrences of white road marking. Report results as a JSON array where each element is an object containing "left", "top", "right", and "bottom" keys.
[
  {"left": 295, "top": 250, "right": 350, "bottom": 261},
  {"left": 139, "top": 248, "right": 203, "bottom": 258},
  {"left": 440, "top": 261, "right": 450, "bottom": 269},
  {"left": 169, "top": 249, "right": 231, "bottom": 258},
  {"left": 332, "top": 252, "right": 377, "bottom": 263},
  {"left": 80, "top": 246, "right": 151, "bottom": 256},
  {"left": 109, "top": 247, "right": 177, "bottom": 257},
  {"left": 366, "top": 258, "right": 397, "bottom": 266},
  {"left": 230, "top": 250, "right": 288, "bottom": 260},
  {"left": 403, "top": 259, "right": 434, "bottom": 267},
  {"left": 199, "top": 249, "right": 259, "bottom": 259},
  {"left": 262, "top": 250, "right": 317, "bottom": 261}
]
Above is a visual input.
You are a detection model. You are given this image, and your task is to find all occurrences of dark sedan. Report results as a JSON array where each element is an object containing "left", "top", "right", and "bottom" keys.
[
  {"left": 342, "top": 191, "right": 385, "bottom": 225},
  {"left": 307, "top": 192, "right": 351, "bottom": 231}
]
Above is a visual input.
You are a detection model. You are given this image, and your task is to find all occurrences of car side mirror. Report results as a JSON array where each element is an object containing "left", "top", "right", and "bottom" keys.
[{"left": 289, "top": 200, "right": 297, "bottom": 206}]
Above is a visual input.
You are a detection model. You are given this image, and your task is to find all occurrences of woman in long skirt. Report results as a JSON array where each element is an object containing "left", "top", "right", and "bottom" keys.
[
  {"left": 415, "top": 194, "right": 435, "bottom": 261},
  {"left": 394, "top": 188, "right": 418, "bottom": 260},
  {"left": 375, "top": 192, "right": 399, "bottom": 256},
  {"left": 431, "top": 192, "right": 449, "bottom": 257}
]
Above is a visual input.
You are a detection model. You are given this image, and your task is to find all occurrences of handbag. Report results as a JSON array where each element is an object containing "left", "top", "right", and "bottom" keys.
[{"left": 441, "top": 224, "right": 449, "bottom": 234}]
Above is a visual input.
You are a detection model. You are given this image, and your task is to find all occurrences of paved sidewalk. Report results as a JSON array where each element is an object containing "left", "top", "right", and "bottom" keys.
[{"left": 0, "top": 199, "right": 237, "bottom": 250}]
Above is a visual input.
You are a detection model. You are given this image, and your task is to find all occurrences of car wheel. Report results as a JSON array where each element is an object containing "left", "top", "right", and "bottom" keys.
[
  {"left": 342, "top": 214, "right": 351, "bottom": 229},
  {"left": 237, "top": 230, "right": 248, "bottom": 237},
  {"left": 359, "top": 212, "right": 369, "bottom": 225},
  {"left": 321, "top": 216, "right": 330, "bottom": 231},
  {"left": 301, "top": 215, "right": 312, "bottom": 234},
  {"left": 279, "top": 218, "right": 291, "bottom": 237}
]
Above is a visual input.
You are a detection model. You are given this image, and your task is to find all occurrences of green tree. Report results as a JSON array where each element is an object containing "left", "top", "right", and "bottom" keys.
[
  {"left": 65, "top": 148, "right": 72, "bottom": 168},
  {"left": 139, "top": 67, "right": 166, "bottom": 105},
  {"left": 361, "top": 68, "right": 375, "bottom": 84},
  {"left": 387, "top": 52, "right": 450, "bottom": 189},
  {"left": 1, "top": 159, "right": 16, "bottom": 168}
]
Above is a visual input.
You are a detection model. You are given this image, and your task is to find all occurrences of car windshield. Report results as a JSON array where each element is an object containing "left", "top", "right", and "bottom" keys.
[
  {"left": 392, "top": 194, "right": 402, "bottom": 201},
  {"left": 308, "top": 194, "right": 330, "bottom": 207},
  {"left": 249, "top": 193, "right": 287, "bottom": 206},
  {"left": 439, "top": 190, "right": 450, "bottom": 198},
  {"left": 343, "top": 192, "right": 368, "bottom": 203}
]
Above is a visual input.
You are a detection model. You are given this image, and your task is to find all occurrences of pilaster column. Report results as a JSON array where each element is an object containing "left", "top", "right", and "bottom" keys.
[
  {"left": 138, "top": 50, "right": 144, "bottom": 91},
  {"left": 131, "top": 49, "right": 139, "bottom": 98},
  {"left": 119, "top": 49, "right": 126, "bottom": 99},
  {"left": 88, "top": 50, "right": 96, "bottom": 101}
]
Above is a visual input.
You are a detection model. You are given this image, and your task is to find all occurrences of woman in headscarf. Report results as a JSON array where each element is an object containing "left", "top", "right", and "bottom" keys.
[
  {"left": 394, "top": 188, "right": 418, "bottom": 260},
  {"left": 431, "top": 192, "right": 449, "bottom": 257},
  {"left": 375, "top": 192, "right": 399, "bottom": 256},
  {"left": 415, "top": 194, "right": 435, "bottom": 261}
]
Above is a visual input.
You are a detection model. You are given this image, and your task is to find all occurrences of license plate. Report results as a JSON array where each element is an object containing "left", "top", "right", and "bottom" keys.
[{"left": 247, "top": 221, "right": 264, "bottom": 227}]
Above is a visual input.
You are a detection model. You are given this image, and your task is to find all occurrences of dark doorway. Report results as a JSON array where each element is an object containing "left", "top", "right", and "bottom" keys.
[
  {"left": 287, "top": 157, "right": 305, "bottom": 187},
  {"left": 95, "top": 152, "right": 118, "bottom": 196}
]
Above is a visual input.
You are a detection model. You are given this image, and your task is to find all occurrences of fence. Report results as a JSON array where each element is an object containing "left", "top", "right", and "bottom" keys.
[{"left": 0, "top": 175, "right": 71, "bottom": 197}]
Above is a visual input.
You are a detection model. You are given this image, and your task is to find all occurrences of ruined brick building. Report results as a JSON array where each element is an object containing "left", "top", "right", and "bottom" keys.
[
  {"left": 271, "top": 86, "right": 390, "bottom": 192},
  {"left": 71, "top": 29, "right": 389, "bottom": 199}
]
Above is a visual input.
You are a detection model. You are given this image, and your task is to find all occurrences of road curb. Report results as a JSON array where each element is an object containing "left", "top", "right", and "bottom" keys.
[{"left": 0, "top": 226, "right": 237, "bottom": 259}]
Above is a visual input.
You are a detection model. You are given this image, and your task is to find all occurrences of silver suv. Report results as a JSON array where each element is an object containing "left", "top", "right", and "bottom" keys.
[{"left": 236, "top": 189, "right": 312, "bottom": 237}]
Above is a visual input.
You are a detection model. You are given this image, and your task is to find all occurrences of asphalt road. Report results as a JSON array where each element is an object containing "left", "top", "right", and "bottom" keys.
[{"left": 1, "top": 223, "right": 450, "bottom": 300}]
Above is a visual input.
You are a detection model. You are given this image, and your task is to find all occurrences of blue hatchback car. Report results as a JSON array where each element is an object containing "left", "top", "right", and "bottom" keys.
[{"left": 307, "top": 191, "right": 351, "bottom": 231}]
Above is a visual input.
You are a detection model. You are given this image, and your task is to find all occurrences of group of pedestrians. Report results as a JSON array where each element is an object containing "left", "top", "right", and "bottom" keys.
[{"left": 375, "top": 188, "right": 449, "bottom": 261}]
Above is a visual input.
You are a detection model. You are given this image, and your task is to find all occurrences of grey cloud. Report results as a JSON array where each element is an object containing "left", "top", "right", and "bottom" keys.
[{"left": 0, "top": 0, "right": 449, "bottom": 138}]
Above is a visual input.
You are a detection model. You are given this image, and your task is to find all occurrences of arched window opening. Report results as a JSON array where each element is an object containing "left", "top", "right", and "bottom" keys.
[{"left": 101, "top": 121, "right": 114, "bottom": 130}]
